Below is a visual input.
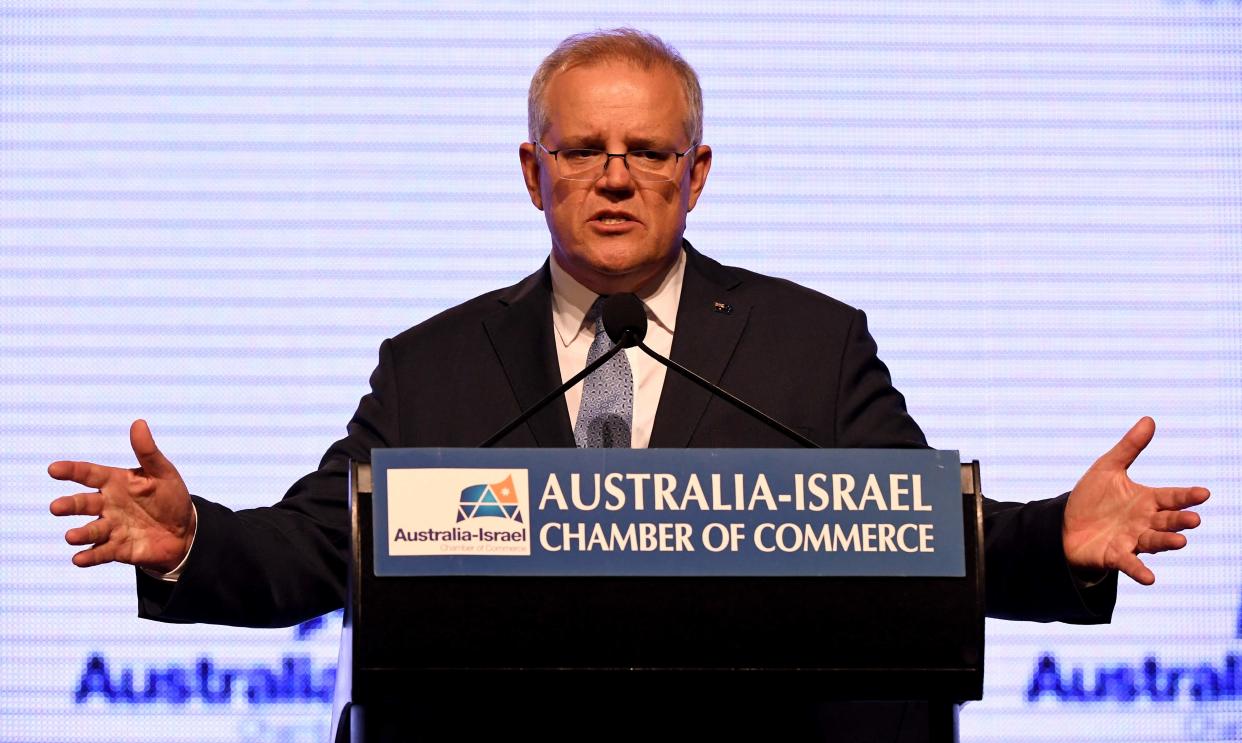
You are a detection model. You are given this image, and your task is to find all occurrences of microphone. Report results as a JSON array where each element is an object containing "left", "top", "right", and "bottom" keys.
[{"left": 602, "top": 292, "right": 647, "bottom": 347}]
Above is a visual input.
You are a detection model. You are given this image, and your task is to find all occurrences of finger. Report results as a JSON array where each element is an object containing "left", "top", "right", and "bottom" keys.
[
  {"left": 1117, "top": 553, "right": 1155, "bottom": 586},
  {"left": 1155, "top": 486, "right": 1211, "bottom": 510},
  {"left": 129, "top": 419, "right": 177, "bottom": 478},
  {"left": 1096, "top": 416, "right": 1156, "bottom": 471},
  {"left": 46, "top": 460, "right": 112, "bottom": 489},
  {"left": 65, "top": 517, "right": 113, "bottom": 547},
  {"left": 1151, "top": 510, "right": 1201, "bottom": 532},
  {"left": 49, "top": 491, "right": 105, "bottom": 517},
  {"left": 72, "top": 543, "right": 117, "bottom": 568},
  {"left": 1137, "top": 530, "right": 1187, "bottom": 554}
]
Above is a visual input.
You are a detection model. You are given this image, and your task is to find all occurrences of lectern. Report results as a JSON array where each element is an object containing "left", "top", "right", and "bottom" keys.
[{"left": 333, "top": 453, "right": 984, "bottom": 743}]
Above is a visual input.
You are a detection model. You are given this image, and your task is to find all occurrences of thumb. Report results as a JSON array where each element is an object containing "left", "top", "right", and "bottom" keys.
[
  {"left": 1096, "top": 416, "right": 1156, "bottom": 471},
  {"left": 130, "top": 419, "right": 177, "bottom": 478}
]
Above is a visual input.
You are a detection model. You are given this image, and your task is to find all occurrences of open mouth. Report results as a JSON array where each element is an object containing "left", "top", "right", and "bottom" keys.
[{"left": 590, "top": 210, "right": 640, "bottom": 226}]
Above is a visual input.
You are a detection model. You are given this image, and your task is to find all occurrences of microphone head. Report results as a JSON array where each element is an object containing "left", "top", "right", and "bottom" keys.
[{"left": 602, "top": 293, "right": 648, "bottom": 348}]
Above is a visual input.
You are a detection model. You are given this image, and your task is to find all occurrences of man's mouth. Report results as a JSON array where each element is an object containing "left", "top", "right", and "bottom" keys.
[{"left": 590, "top": 210, "right": 639, "bottom": 225}]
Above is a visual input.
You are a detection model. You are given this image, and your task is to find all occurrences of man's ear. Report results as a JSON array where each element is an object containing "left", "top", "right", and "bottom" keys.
[
  {"left": 518, "top": 142, "right": 544, "bottom": 211},
  {"left": 686, "top": 144, "right": 712, "bottom": 212}
]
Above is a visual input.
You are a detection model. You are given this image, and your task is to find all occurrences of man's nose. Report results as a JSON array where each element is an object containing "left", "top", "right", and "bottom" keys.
[{"left": 597, "top": 154, "right": 635, "bottom": 191}]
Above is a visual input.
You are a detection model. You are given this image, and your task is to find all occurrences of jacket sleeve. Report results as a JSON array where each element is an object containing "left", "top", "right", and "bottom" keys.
[
  {"left": 834, "top": 309, "right": 1117, "bottom": 623},
  {"left": 136, "top": 338, "right": 402, "bottom": 628}
]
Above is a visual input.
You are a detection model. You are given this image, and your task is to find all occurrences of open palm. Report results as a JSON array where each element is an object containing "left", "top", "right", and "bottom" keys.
[
  {"left": 48, "top": 420, "right": 195, "bottom": 573},
  {"left": 1062, "top": 417, "right": 1209, "bottom": 585}
]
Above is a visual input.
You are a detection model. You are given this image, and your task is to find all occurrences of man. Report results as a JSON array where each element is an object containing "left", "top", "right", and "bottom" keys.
[{"left": 48, "top": 22, "right": 1207, "bottom": 716}]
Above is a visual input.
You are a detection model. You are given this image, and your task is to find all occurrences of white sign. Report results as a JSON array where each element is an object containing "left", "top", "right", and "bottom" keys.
[{"left": 387, "top": 468, "right": 531, "bottom": 556}]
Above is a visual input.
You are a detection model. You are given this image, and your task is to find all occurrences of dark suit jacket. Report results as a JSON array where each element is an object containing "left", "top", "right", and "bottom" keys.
[{"left": 138, "top": 241, "right": 1116, "bottom": 627}]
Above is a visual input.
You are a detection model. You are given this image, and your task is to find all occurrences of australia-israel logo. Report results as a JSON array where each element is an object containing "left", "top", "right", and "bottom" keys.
[
  {"left": 457, "top": 474, "right": 523, "bottom": 523},
  {"left": 386, "top": 468, "right": 530, "bottom": 557}
]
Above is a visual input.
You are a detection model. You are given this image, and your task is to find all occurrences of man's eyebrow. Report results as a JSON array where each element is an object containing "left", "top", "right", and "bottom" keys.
[
  {"left": 624, "top": 136, "right": 663, "bottom": 149},
  {"left": 555, "top": 134, "right": 673, "bottom": 150},
  {"left": 558, "top": 133, "right": 606, "bottom": 148}
]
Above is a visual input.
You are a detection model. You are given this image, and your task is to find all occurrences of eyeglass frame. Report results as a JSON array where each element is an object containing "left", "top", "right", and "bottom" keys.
[{"left": 535, "top": 141, "right": 697, "bottom": 183}]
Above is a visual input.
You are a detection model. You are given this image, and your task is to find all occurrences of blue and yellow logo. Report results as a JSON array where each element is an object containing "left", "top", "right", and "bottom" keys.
[{"left": 456, "top": 474, "right": 523, "bottom": 523}]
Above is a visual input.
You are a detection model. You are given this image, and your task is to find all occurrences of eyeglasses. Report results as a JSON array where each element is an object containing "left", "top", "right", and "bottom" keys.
[{"left": 536, "top": 141, "right": 694, "bottom": 183}]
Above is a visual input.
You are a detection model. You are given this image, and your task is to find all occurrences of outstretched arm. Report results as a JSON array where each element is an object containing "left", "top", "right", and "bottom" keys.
[{"left": 48, "top": 337, "right": 402, "bottom": 628}]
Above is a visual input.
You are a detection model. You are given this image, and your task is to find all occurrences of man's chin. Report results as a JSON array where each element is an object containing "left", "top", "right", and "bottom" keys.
[
  {"left": 585, "top": 250, "right": 666, "bottom": 278},
  {"left": 555, "top": 243, "right": 676, "bottom": 293}
]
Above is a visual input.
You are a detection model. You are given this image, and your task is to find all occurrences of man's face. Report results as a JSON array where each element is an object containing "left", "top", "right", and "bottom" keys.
[{"left": 520, "top": 61, "right": 712, "bottom": 294}]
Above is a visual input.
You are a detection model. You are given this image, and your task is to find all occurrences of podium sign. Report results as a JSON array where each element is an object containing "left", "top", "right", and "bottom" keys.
[{"left": 372, "top": 448, "right": 963, "bottom": 578}]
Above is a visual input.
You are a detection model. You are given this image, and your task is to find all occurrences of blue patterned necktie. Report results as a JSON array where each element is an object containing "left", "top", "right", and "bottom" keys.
[{"left": 574, "top": 296, "right": 634, "bottom": 448}]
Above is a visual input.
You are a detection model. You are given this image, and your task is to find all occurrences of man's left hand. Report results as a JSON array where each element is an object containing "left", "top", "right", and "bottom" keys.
[{"left": 1062, "top": 416, "right": 1210, "bottom": 585}]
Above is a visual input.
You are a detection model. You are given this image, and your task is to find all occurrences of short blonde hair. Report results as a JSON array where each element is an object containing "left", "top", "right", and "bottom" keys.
[{"left": 527, "top": 28, "right": 703, "bottom": 147}]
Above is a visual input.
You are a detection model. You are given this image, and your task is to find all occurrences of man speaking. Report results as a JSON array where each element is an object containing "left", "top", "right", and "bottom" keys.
[{"left": 48, "top": 27, "right": 1209, "bottom": 737}]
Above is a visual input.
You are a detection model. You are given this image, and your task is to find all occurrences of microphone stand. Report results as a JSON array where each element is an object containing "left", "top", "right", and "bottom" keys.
[
  {"left": 479, "top": 291, "right": 821, "bottom": 450},
  {"left": 478, "top": 330, "right": 634, "bottom": 448}
]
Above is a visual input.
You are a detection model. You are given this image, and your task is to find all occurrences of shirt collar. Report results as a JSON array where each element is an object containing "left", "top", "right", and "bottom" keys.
[{"left": 549, "top": 246, "right": 685, "bottom": 348}]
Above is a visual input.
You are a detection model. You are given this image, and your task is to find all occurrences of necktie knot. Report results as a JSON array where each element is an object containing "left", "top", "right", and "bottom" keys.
[{"left": 585, "top": 295, "right": 607, "bottom": 334}]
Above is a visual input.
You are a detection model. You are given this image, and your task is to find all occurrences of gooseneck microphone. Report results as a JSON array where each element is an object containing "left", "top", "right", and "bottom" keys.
[{"left": 480, "top": 292, "right": 818, "bottom": 448}]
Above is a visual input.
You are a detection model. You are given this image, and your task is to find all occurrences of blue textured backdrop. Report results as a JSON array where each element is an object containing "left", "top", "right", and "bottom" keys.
[{"left": 2, "top": 2, "right": 1240, "bottom": 741}]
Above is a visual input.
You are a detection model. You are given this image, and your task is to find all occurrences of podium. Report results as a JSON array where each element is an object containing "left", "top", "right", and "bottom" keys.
[{"left": 334, "top": 454, "right": 984, "bottom": 743}]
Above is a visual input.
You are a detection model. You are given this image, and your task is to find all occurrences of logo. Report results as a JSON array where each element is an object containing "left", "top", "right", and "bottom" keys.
[
  {"left": 457, "top": 474, "right": 523, "bottom": 523},
  {"left": 1024, "top": 592, "right": 1242, "bottom": 709},
  {"left": 387, "top": 468, "right": 530, "bottom": 557}
]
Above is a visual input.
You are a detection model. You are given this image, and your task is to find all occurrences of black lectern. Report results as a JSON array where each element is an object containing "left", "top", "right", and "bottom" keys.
[{"left": 334, "top": 459, "right": 984, "bottom": 743}]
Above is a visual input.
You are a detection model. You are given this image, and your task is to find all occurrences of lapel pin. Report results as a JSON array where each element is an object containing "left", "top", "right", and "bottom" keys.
[{"left": 712, "top": 301, "right": 733, "bottom": 315}]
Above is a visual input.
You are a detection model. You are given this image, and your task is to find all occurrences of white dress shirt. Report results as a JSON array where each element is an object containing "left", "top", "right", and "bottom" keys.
[{"left": 549, "top": 248, "right": 684, "bottom": 450}]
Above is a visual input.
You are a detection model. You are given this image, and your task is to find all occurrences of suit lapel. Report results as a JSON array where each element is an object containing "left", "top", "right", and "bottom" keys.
[
  {"left": 481, "top": 262, "right": 576, "bottom": 447},
  {"left": 648, "top": 242, "right": 749, "bottom": 448}
]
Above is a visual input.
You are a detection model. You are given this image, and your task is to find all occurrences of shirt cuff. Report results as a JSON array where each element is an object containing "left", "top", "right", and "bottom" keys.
[
  {"left": 139, "top": 501, "right": 198, "bottom": 583},
  {"left": 1072, "top": 568, "right": 1110, "bottom": 590}
]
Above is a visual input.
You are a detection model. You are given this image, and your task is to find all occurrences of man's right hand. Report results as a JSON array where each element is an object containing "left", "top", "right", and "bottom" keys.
[{"left": 48, "top": 419, "right": 196, "bottom": 574}]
